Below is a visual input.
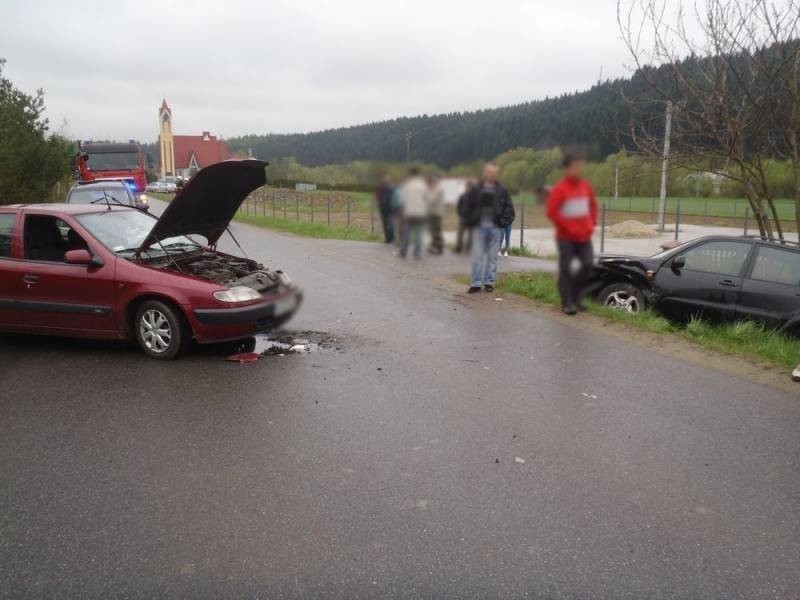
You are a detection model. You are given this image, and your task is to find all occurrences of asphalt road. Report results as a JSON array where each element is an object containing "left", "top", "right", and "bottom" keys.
[{"left": 1, "top": 200, "right": 798, "bottom": 599}]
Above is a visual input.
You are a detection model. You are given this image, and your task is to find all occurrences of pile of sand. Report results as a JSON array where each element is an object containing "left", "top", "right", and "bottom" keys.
[{"left": 605, "top": 220, "right": 659, "bottom": 239}]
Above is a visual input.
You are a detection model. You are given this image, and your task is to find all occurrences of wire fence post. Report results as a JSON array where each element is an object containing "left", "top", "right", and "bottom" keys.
[
  {"left": 743, "top": 206, "right": 749, "bottom": 236},
  {"left": 600, "top": 203, "right": 606, "bottom": 254},
  {"left": 370, "top": 198, "right": 375, "bottom": 235},
  {"left": 310, "top": 194, "right": 315, "bottom": 223},
  {"left": 272, "top": 191, "right": 276, "bottom": 218},
  {"left": 674, "top": 200, "right": 681, "bottom": 241},
  {"left": 295, "top": 192, "right": 300, "bottom": 222},
  {"left": 282, "top": 189, "right": 287, "bottom": 219},
  {"left": 347, "top": 195, "right": 351, "bottom": 227},
  {"left": 519, "top": 200, "right": 525, "bottom": 249},
  {"left": 327, "top": 192, "right": 331, "bottom": 226}
]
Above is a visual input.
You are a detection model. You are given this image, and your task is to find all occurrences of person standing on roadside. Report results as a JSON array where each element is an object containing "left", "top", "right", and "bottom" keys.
[
  {"left": 547, "top": 154, "right": 598, "bottom": 315},
  {"left": 398, "top": 168, "right": 429, "bottom": 259},
  {"left": 454, "top": 180, "right": 475, "bottom": 254},
  {"left": 464, "top": 162, "right": 515, "bottom": 293},
  {"left": 375, "top": 175, "right": 395, "bottom": 243},
  {"left": 427, "top": 175, "right": 445, "bottom": 255}
]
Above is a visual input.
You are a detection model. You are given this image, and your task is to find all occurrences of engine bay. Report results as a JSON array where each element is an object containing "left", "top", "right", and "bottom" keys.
[{"left": 149, "top": 251, "right": 281, "bottom": 291}]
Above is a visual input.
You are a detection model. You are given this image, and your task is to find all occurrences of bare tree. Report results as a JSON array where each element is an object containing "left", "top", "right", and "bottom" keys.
[{"left": 618, "top": 0, "right": 800, "bottom": 239}]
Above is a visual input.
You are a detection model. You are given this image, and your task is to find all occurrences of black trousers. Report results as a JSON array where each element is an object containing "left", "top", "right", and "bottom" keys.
[
  {"left": 428, "top": 215, "right": 444, "bottom": 253},
  {"left": 455, "top": 220, "right": 472, "bottom": 253},
  {"left": 556, "top": 239, "right": 593, "bottom": 308},
  {"left": 380, "top": 208, "right": 394, "bottom": 243}
]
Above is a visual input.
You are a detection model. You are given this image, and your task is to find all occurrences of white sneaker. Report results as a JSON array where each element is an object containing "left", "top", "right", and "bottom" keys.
[{"left": 793, "top": 364, "right": 800, "bottom": 382}]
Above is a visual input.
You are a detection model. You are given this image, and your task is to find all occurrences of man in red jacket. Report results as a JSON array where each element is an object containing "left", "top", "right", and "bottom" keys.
[{"left": 547, "top": 154, "right": 598, "bottom": 315}]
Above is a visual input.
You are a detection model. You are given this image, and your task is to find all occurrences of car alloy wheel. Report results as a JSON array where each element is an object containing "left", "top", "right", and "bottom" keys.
[
  {"left": 139, "top": 308, "right": 172, "bottom": 353},
  {"left": 604, "top": 290, "right": 641, "bottom": 313}
]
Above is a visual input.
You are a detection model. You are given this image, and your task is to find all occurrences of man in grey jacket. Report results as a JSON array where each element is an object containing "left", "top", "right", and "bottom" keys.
[{"left": 398, "top": 168, "right": 429, "bottom": 259}]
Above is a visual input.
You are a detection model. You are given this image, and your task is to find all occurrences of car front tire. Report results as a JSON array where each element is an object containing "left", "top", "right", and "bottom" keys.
[
  {"left": 134, "top": 300, "right": 190, "bottom": 360},
  {"left": 598, "top": 282, "right": 645, "bottom": 313}
]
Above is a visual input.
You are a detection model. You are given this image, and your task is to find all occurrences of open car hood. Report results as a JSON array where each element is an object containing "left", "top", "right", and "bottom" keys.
[{"left": 138, "top": 159, "right": 268, "bottom": 251}]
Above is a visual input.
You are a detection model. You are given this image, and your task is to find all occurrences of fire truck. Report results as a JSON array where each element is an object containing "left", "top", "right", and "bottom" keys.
[{"left": 72, "top": 141, "right": 150, "bottom": 194}]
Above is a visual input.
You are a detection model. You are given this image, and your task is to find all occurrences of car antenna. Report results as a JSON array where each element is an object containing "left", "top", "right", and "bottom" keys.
[{"left": 225, "top": 226, "right": 248, "bottom": 259}]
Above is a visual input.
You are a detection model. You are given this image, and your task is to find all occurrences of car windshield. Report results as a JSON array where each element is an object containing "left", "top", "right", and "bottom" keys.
[
  {"left": 69, "top": 188, "right": 131, "bottom": 206},
  {"left": 75, "top": 209, "right": 202, "bottom": 256},
  {"left": 86, "top": 152, "right": 141, "bottom": 171}
]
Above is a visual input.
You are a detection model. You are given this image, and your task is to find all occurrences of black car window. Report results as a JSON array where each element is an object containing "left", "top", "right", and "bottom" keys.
[
  {"left": 679, "top": 241, "right": 750, "bottom": 276},
  {"left": 23, "top": 215, "right": 88, "bottom": 262},
  {"left": 750, "top": 245, "right": 800, "bottom": 286},
  {"left": 0, "top": 214, "right": 14, "bottom": 257}
]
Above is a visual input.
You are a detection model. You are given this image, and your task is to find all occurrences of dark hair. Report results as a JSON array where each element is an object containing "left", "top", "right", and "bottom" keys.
[
  {"left": 408, "top": 167, "right": 420, "bottom": 176},
  {"left": 562, "top": 151, "right": 585, "bottom": 168}
]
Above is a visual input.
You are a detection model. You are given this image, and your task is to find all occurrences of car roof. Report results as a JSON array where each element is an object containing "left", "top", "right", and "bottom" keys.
[
  {"left": 0, "top": 203, "right": 136, "bottom": 215},
  {"left": 73, "top": 181, "right": 128, "bottom": 188}
]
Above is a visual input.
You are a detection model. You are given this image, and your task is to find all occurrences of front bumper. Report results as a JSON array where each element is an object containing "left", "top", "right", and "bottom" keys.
[{"left": 190, "top": 286, "right": 302, "bottom": 342}]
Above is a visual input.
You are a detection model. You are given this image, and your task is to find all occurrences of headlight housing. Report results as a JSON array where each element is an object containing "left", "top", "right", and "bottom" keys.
[
  {"left": 277, "top": 270, "right": 292, "bottom": 285},
  {"left": 137, "top": 194, "right": 149, "bottom": 205},
  {"left": 213, "top": 286, "right": 261, "bottom": 303}
]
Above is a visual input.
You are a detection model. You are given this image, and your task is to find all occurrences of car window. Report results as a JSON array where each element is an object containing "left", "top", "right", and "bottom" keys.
[
  {"left": 679, "top": 241, "right": 750, "bottom": 276},
  {"left": 0, "top": 214, "right": 15, "bottom": 257},
  {"left": 750, "top": 245, "right": 800, "bottom": 286},
  {"left": 24, "top": 215, "right": 89, "bottom": 262}
]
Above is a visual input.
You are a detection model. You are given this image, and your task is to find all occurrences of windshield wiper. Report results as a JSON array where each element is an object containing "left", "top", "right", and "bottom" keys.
[{"left": 90, "top": 194, "right": 124, "bottom": 206}]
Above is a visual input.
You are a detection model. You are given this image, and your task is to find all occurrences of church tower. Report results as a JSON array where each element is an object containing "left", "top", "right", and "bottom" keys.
[{"left": 158, "top": 99, "right": 175, "bottom": 179}]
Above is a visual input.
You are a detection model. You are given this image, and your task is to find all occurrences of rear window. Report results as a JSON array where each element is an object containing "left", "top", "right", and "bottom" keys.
[
  {"left": 0, "top": 214, "right": 14, "bottom": 257},
  {"left": 750, "top": 246, "right": 800, "bottom": 286},
  {"left": 69, "top": 187, "right": 132, "bottom": 206}
]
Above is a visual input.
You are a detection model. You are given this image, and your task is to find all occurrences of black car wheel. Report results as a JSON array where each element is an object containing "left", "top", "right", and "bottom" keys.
[
  {"left": 134, "top": 300, "right": 190, "bottom": 360},
  {"left": 598, "top": 282, "right": 644, "bottom": 313}
]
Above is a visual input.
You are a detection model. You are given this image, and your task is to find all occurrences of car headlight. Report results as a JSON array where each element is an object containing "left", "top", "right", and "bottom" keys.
[
  {"left": 277, "top": 270, "right": 292, "bottom": 285},
  {"left": 213, "top": 286, "right": 261, "bottom": 303},
  {"left": 138, "top": 194, "right": 148, "bottom": 204}
]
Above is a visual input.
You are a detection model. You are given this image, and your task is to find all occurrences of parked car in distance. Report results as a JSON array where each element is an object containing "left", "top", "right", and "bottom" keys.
[
  {"left": 0, "top": 160, "right": 302, "bottom": 359},
  {"left": 146, "top": 180, "right": 177, "bottom": 193},
  {"left": 67, "top": 180, "right": 149, "bottom": 211},
  {"left": 587, "top": 235, "right": 800, "bottom": 333}
]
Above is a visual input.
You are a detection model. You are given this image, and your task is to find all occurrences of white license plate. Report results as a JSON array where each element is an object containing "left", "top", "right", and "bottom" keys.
[{"left": 273, "top": 295, "right": 297, "bottom": 317}]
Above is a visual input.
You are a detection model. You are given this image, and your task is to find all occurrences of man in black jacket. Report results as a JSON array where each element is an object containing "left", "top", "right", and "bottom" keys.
[
  {"left": 463, "top": 162, "right": 515, "bottom": 293},
  {"left": 454, "top": 180, "right": 475, "bottom": 253}
]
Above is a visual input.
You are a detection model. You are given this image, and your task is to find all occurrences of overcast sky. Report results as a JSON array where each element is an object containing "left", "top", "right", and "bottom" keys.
[{"left": 2, "top": 0, "right": 638, "bottom": 143}]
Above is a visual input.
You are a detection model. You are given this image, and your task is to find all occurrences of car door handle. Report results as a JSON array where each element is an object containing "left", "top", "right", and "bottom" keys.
[
  {"left": 23, "top": 274, "right": 40, "bottom": 284},
  {"left": 718, "top": 279, "right": 739, "bottom": 288}
]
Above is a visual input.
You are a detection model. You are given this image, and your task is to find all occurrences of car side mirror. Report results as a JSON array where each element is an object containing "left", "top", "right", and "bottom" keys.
[
  {"left": 65, "top": 249, "right": 103, "bottom": 267},
  {"left": 671, "top": 256, "right": 686, "bottom": 271}
]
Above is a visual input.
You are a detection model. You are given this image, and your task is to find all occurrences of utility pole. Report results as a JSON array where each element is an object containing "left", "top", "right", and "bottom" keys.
[
  {"left": 404, "top": 131, "right": 412, "bottom": 163},
  {"left": 657, "top": 101, "right": 673, "bottom": 232},
  {"left": 614, "top": 164, "right": 619, "bottom": 201}
]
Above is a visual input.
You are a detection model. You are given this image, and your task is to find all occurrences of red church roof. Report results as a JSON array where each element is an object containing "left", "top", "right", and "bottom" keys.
[{"left": 173, "top": 132, "right": 230, "bottom": 170}]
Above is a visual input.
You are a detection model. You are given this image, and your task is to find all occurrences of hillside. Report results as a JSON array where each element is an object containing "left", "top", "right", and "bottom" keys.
[{"left": 226, "top": 74, "right": 652, "bottom": 168}]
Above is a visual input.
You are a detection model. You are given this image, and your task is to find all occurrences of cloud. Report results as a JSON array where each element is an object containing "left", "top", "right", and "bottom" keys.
[{"left": 1, "top": 0, "right": 632, "bottom": 142}]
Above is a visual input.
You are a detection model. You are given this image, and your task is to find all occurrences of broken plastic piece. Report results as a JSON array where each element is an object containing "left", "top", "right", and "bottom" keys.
[{"left": 225, "top": 351, "right": 262, "bottom": 364}]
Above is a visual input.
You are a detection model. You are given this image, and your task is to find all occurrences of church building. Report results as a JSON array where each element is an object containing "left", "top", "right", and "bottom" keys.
[{"left": 158, "top": 99, "right": 231, "bottom": 180}]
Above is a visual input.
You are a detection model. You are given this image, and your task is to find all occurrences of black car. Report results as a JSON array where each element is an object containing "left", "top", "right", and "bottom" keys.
[
  {"left": 67, "top": 181, "right": 149, "bottom": 211},
  {"left": 588, "top": 236, "right": 800, "bottom": 333}
]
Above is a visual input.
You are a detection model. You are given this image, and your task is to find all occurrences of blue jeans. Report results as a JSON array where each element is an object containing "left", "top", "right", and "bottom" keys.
[
  {"left": 500, "top": 224, "right": 512, "bottom": 252},
  {"left": 400, "top": 218, "right": 424, "bottom": 258},
  {"left": 471, "top": 224, "right": 502, "bottom": 287}
]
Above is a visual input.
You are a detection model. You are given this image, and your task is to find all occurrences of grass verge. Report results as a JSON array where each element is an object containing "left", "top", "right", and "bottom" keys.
[
  {"left": 497, "top": 272, "right": 800, "bottom": 369},
  {"left": 236, "top": 213, "right": 382, "bottom": 242}
]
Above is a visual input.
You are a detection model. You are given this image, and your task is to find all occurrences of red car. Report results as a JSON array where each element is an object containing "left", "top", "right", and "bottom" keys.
[{"left": 0, "top": 160, "right": 302, "bottom": 359}]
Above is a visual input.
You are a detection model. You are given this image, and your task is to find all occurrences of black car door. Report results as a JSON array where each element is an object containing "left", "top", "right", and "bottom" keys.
[
  {"left": 736, "top": 244, "right": 800, "bottom": 331},
  {"left": 653, "top": 239, "right": 753, "bottom": 322}
]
